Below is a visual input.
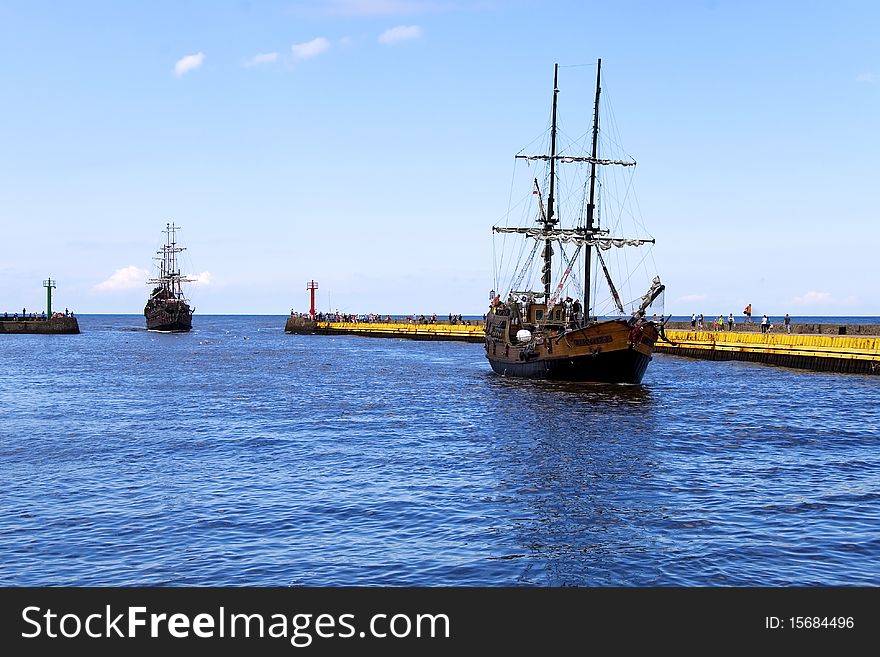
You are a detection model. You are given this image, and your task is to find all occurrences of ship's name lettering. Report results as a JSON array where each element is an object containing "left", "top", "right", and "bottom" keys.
[{"left": 573, "top": 335, "right": 613, "bottom": 346}]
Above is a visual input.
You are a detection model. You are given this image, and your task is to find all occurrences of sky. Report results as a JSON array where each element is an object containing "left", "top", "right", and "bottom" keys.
[{"left": 0, "top": 0, "right": 878, "bottom": 316}]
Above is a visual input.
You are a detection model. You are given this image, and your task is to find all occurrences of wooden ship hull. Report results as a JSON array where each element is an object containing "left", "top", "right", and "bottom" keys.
[
  {"left": 144, "top": 297, "right": 192, "bottom": 332},
  {"left": 485, "top": 311, "right": 658, "bottom": 384}
]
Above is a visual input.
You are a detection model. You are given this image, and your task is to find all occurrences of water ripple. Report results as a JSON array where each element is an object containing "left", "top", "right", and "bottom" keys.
[{"left": 1, "top": 316, "right": 878, "bottom": 586}]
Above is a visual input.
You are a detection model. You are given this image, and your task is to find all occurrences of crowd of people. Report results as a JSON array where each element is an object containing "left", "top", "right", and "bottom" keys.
[
  {"left": 290, "top": 310, "right": 475, "bottom": 326},
  {"left": 1, "top": 307, "right": 74, "bottom": 321},
  {"left": 690, "top": 310, "right": 793, "bottom": 334},
  {"left": 491, "top": 293, "right": 585, "bottom": 328}
]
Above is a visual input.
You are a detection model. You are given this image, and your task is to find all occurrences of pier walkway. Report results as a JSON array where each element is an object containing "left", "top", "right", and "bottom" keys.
[
  {"left": 285, "top": 317, "right": 880, "bottom": 374},
  {"left": 285, "top": 318, "right": 484, "bottom": 343},
  {"left": 657, "top": 329, "right": 879, "bottom": 375}
]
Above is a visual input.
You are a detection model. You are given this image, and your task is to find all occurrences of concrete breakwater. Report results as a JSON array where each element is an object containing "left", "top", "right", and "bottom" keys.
[
  {"left": 657, "top": 329, "right": 880, "bottom": 375},
  {"left": 285, "top": 317, "right": 484, "bottom": 343},
  {"left": 0, "top": 316, "right": 80, "bottom": 334}
]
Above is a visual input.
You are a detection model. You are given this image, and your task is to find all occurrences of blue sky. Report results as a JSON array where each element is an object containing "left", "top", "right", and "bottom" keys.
[{"left": 1, "top": 0, "right": 877, "bottom": 316}]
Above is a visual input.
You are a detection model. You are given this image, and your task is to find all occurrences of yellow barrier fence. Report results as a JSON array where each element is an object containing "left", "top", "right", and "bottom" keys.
[
  {"left": 661, "top": 330, "right": 880, "bottom": 362},
  {"left": 315, "top": 321, "right": 485, "bottom": 342}
]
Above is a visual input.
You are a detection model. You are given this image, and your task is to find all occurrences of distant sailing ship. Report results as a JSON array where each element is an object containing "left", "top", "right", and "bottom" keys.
[
  {"left": 144, "top": 222, "right": 194, "bottom": 332},
  {"left": 485, "top": 60, "right": 665, "bottom": 383}
]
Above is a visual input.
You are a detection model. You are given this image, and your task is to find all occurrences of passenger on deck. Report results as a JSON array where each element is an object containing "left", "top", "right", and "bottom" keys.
[
  {"left": 508, "top": 295, "right": 520, "bottom": 325},
  {"left": 572, "top": 299, "right": 582, "bottom": 326}
]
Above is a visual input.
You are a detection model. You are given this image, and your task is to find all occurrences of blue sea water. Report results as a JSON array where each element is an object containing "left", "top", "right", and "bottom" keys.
[{"left": 1, "top": 315, "right": 878, "bottom": 586}]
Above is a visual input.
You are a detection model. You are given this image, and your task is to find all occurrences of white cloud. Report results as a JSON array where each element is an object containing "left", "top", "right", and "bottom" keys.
[
  {"left": 174, "top": 52, "right": 205, "bottom": 77},
  {"left": 94, "top": 266, "right": 149, "bottom": 292},
  {"left": 378, "top": 25, "right": 422, "bottom": 44},
  {"left": 291, "top": 37, "right": 330, "bottom": 60},
  {"left": 856, "top": 72, "right": 878, "bottom": 84},
  {"left": 191, "top": 271, "right": 213, "bottom": 285},
  {"left": 791, "top": 290, "right": 832, "bottom": 305},
  {"left": 791, "top": 291, "right": 858, "bottom": 307},
  {"left": 245, "top": 52, "right": 279, "bottom": 67},
  {"left": 677, "top": 293, "right": 707, "bottom": 302}
]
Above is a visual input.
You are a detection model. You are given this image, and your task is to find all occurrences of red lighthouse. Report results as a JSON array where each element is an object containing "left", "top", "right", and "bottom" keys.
[{"left": 306, "top": 280, "right": 318, "bottom": 318}]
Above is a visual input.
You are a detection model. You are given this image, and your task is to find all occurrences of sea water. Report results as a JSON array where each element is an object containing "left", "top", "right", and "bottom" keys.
[{"left": 1, "top": 315, "right": 877, "bottom": 585}]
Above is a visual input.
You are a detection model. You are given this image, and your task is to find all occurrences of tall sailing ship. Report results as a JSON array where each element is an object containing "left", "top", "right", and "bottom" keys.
[
  {"left": 144, "top": 222, "right": 194, "bottom": 332},
  {"left": 485, "top": 60, "right": 665, "bottom": 383}
]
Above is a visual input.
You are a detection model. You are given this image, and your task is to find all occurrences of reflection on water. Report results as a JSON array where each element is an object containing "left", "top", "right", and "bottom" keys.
[
  {"left": 483, "top": 376, "right": 661, "bottom": 585},
  {"left": 488, "top": 375, "right": 655, "bottom": 403}
]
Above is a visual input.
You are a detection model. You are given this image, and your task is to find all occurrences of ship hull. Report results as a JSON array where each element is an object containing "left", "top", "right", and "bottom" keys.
[
  {"left": 145, "top": 317, "right": 192, "bottom": 332},
  {"left": 484, "top": 316, "right": 657, "bottom": 384},
  {"left": 487, "top": 347, "right": 652, "bottom": 383},
  {"left": 144, "top": 302, "right": 193, "bottom": 332}
]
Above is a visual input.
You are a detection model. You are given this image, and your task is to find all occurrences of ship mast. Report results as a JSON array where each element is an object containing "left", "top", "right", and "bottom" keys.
[
  {"left": 148, "top": 222, "right": 192, "bottom": 299},
  {"left": 543, "top": 63, "right": 560, "bottom": 300},
  {"left": 166, "top": 223, "right": 175, "bottom": 296},
  {"left": 497, "top": 60, "right": 649, "bottom": 315},
  {"left": 584, "top": 58, "right": 601, "bottom": 319}
]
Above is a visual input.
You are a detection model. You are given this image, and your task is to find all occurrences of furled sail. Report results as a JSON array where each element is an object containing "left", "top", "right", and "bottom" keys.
[
  {"left": 516, "top": 155, "right": 636, "bottom": 166},
  {"left": 492, "top": 226, "right": 654, "bottom": 248}
]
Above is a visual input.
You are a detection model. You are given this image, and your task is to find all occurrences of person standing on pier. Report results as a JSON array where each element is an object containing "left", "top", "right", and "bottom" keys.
[
  {"left": 728, "top": 313, "right": 734, "bottom": 331},
  {"left": 784, "top": 313, "right": 792, "bottom": 333},
  {"left": 761, "top": 314, "right": 769, "bottom": 333},
  {"left": 691, "top": 313, "right": 696, "bottom": 328},
  {"left": 744, "top": 304, "right": 752, "bottom": 323}
]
